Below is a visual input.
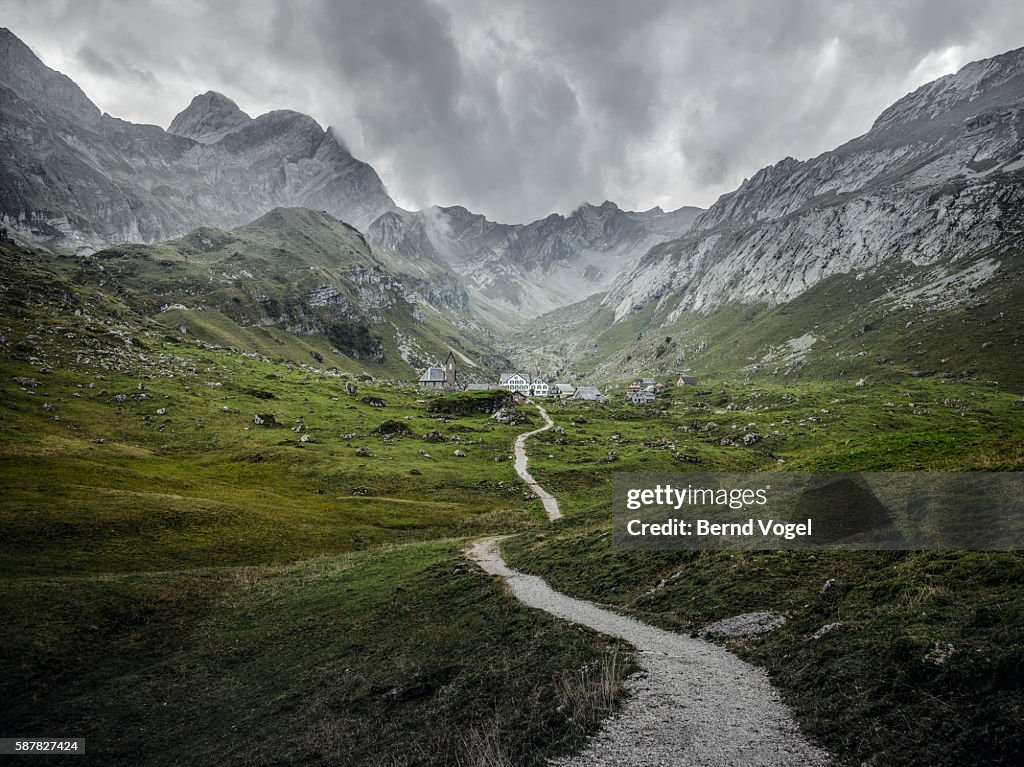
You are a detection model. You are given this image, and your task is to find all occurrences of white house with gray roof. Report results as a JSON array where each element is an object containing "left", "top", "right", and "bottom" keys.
[{"left": 499, "top": 372, "right": 531, "bottom": 394}]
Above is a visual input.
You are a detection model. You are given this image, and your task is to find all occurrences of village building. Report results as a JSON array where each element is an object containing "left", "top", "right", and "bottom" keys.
[
  {"left": 530, "top": 377, "right": 549, "bottom": 397},
  {"left": 573, "top": 386, "right": 608, "bottom": 403},
  {"left": 499, "top": 372, "right": 531, "bottom": 394},
  {"left": 418, "top": 351, "right": 458, "bottom": 391},
  {"left": 626, "top": 389, "right": 656, "bottom": 405},
  {"left": 551, "top": 383, "right": 576, "bottom": 399},
  {"left": 464, "top": 383, "right": 496, "bottom": 391},
  {"left": 628, "top": 377, "right": 657, "bottom": 391},
  {"left": 676, "top": 375, "right": 698, "bottom": 386}
]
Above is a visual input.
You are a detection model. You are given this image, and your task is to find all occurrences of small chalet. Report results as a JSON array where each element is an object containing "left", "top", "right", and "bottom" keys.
[
  {"left": 676, "top": 375, "right": 698, "bottom": 387},
  {"left": 628, "top": 377, "right": 657, "bottom": 392},
  {"left": 499, "top": 372, "right": 531, "bottom": 394},
  {"left": 418, "top": 351, "right": 458, "bottom": 391},
  {"left": 573, "top": 386, "right": 608, "bottom": 403}
]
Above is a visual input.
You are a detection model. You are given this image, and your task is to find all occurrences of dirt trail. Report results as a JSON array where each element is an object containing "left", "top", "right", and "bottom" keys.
[
  {"left": 512, "top": 401, "right": 561, "bottom": 520},
  {"left": 470, "top": 540, "right": 831, "bottom": 765}
]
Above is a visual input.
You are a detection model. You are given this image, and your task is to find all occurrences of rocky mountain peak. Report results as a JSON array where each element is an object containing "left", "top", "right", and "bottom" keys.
[
  {"left": 0, "top": 27, "right": 101, "bottom": 124},
  {"left": 872, "top": 45, "right": 1024, "bottom": 131},
  {"left": 168, "top": 90, "right": 252, "bottom": 143}
]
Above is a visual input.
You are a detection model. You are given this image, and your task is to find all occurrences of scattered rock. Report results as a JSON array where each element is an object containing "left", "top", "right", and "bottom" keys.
[
  {"left": 156, "top": 407, "right": 166, "bottom": 416},
  {"left": 811, "top": 622, "right": 843, "bottom": 640},
  {"left": 361, "top": 396, "right": 387, "bottom": 408},
  {"left": 355, "top": 447, "right": 371, "bottom": 456},
  {"left": 490, "top": 406, "right": 532, "bottom": 425},
  {"left": 923, "top": 641, "right": 956, "bottom": 666},
  {"left": 345, "top": 383, "right": 358, "bottom": 396},
  {"left": 253, "top": 413, "right": 277, "bottom": 427},
  {"left": 422, "top": 429, "right": 445, "bottom": 442},
  {"left": 454, "top": 449, "right": 467, "bottom": 457},
  {"left": 700, "top": 612, "right": 786, "bottom": 639},
  {"left": 741, "top": 432, "right": 761, "bottom": 446},
  {"left": 822, "top": 578, "right": 836, "bottom": 594}
]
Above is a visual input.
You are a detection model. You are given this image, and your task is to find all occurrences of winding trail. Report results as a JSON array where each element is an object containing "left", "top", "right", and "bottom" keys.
[
  {"left": 468, "top": 407, "right": 830, "bottom": 765},
  {"left": 469, "top": 538, "right": 830, "bottom": 766},
  {"left": 513, "top": 401, "right": 562, "bottom": 520}
]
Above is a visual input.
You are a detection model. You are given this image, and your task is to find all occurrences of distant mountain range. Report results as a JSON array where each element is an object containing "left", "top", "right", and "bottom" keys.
[
  {"left": 0, "top": 27, "right": 700, "bottom": 322},
  {"left": 2, "top": 26, "right": 1022, "bottom": 385}
]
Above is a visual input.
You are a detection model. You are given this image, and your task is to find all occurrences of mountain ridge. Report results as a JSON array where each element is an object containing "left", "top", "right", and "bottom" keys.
[
  {"left": 601, "top": 45, "right": 1024, "bottom": 323},
  {"left": 0, "top": 27, "right": 706, "bottom": 323}
]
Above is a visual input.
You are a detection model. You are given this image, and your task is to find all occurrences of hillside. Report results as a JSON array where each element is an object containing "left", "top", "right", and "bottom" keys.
[{"left": 1, "top": 207, "right": 504, "bottom": 380}]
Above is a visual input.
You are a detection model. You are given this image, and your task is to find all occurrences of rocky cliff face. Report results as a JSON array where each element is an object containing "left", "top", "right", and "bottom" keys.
[
  {"left": 603, "top": 47, "right": 1024, "bottom": 324},
  {"left": 0, "top": 29, "right": 396, "bottom": 251}
]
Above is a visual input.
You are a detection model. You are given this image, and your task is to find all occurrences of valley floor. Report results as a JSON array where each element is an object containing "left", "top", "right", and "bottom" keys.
[{"left": 1, "top": 250, "right": 1022, "bottom": 764}]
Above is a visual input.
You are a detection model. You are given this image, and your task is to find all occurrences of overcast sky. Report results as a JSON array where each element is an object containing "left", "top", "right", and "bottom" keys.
[{"left": 5, "top": 0, "right": 1024, "bottom": 222}]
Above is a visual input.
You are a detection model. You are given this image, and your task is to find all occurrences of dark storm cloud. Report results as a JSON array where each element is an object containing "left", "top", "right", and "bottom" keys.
[{"left": 5, "top": 0, "right": 1024, "bottom": 221}]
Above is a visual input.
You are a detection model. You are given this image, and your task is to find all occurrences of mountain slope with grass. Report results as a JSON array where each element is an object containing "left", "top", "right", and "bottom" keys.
[{"left": 2, "top": 208, "right": 504, "bottom": 381}]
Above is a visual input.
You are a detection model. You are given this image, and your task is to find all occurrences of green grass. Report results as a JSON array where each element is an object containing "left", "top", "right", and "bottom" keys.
[{"left": 1, "top": 541, "right": 630, "bottom": 766}]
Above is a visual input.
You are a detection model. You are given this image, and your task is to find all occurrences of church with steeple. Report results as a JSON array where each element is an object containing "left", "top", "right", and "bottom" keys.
[{"left": 417, "top": 351, "right": 458, "bottom": 391}]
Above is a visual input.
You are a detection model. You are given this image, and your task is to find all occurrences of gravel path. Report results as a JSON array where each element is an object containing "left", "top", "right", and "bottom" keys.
[
  {"left": 513, "top": 401, "right": 562, "bottom": 520},
  {"left": 468, "top": 537, "right": 830, "bottom": 766}
]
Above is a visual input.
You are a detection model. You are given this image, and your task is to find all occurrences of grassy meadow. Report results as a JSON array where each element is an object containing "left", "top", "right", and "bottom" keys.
[{"left": 2, "top": 238, "right": 1023, "bottom": 765}]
